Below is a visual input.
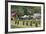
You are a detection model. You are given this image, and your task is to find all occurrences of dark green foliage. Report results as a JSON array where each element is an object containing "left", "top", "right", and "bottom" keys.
[
  {"left": 24, "top": 7, "right": 28, "bottom": 15},
  {"left": 11, "top": 5, "right": 41, "bottom": 16}
]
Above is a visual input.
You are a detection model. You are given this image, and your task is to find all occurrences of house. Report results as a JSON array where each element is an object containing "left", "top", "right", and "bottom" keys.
[
  {"left": 33, "top": 13, "right": 41, "bottom": 19},
  {"left": 19, "top": 15, "right": 33, "bottom": 20}
]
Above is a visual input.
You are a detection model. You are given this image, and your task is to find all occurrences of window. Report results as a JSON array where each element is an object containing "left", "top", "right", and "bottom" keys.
[
  {"left": 23, "top": 21, "right": 25, "bottom": 25},
  {"left": 26, "top": 21, "right": 28, "bottom": 26},
  {"left": 17, "top": 21, "right": 19, "bottom": 24},
  {"left": 35, "top": 23, "right": 38, "bottom": 27},
  {"left": 15, "top": 21, "right": 17, "bottom": 24},
  {"left": 30, "top": 21, "right": 32, "bottom": 26},
  {"left": 11, "top": 18, "right": 13, "bottom": 20}
]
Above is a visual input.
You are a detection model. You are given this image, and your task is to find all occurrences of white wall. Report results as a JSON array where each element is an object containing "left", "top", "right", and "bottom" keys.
[
  {"left": 0, "top": 0, "right": 5, "bottom": 34},
  {"left": 0, "top": 0, "right": 46, "bottom": 34}
]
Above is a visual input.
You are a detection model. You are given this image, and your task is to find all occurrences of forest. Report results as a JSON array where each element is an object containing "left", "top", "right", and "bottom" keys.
[{"left": 11, "top": 5, "right": 41, "bottom": 20}]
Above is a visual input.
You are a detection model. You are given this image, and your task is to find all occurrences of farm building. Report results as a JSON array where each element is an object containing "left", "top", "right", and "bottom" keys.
[{"left": 11, "top": 20, "right": 41, "bottom": 28}]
